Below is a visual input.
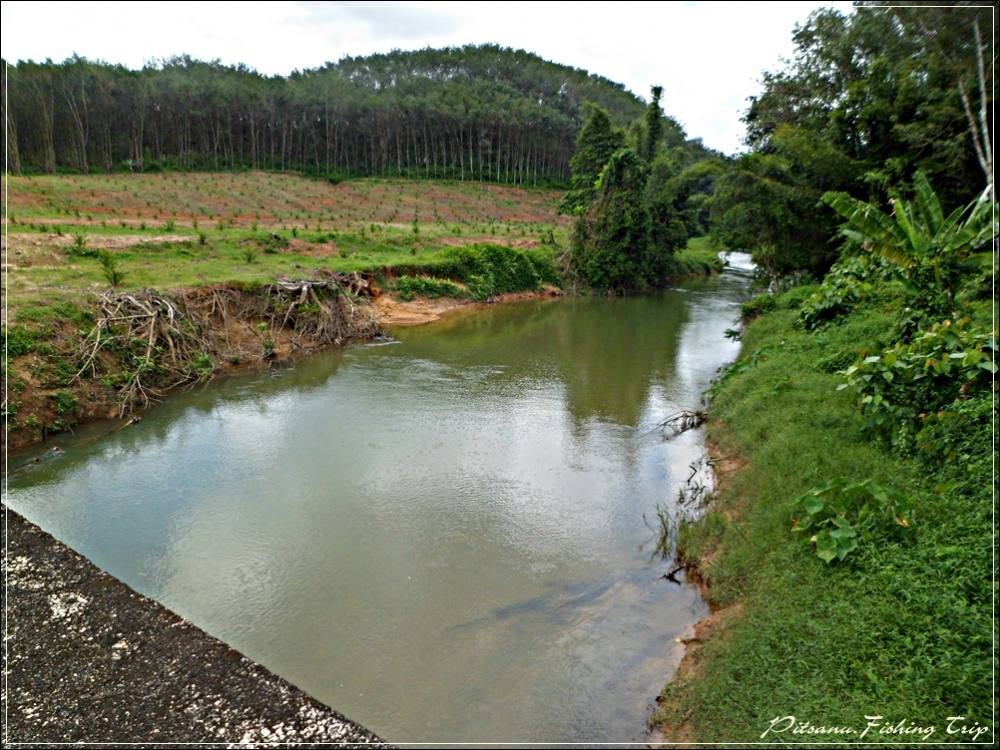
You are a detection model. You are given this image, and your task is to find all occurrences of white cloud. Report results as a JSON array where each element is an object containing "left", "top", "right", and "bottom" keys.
[{"left": 1, "top": 0, "right": 854, "bottom": 154}]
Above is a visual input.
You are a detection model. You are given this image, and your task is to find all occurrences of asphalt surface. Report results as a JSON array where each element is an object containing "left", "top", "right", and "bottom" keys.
[{"left": 2, "top": 507, "right": 389, "bottom": 746}]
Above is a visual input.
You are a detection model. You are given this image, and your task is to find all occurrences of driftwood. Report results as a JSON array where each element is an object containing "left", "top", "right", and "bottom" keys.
[
  {"left": 662, "top": 564, "right": 685, "bottom": 584},
  {"left": 657, "top": 409, "right": 707, "bottom": 437}
]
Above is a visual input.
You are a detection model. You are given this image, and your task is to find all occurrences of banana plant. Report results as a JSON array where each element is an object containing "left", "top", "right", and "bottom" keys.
[{"left": 822, "top": 174, "right": 996, "bottom": 303}]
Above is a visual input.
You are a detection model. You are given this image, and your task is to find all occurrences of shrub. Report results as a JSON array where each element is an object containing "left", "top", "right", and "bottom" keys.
[
  {"left": 775, "top": 283, "right": 820, "bottom": 310},
  {"left": 440, "top": 244, "right": 553, "bottom": 301},
  {"left": 52, "top": 390, "right": 78, "bottom": 416},
  {"left": 98, "top": 251, "right": 126, "bottom": 288},
  {"left": 741, "top": 292, "right": 777, "bottom": 321},
  {"left": 67, "top": 232, "right": 98, "bottom": 258},
  {"left": 192, "top": 353, "right": 214, "bottom": 377},
  {"left": 798, "top": 256, "right": 878, "bottom": 330},
  {"left": 792, "top": 479, "right": 914, "bottom": 563},
  {"left": 838, "top": 315, "right": 996, "bottom": 442},
  {"left": 395, "top": 275, "right": 463, "bottom": 301},
  {"left": 260, "top": 234, "right": 289, "bottom": 253},
  {"left": 914, "top": 395, "right": 991, "bottom": 470}
]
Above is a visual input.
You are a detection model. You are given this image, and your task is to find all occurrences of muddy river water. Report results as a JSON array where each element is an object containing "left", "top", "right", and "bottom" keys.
[{"left": 5, "top": 256, "right": 752, "bottom": 744}]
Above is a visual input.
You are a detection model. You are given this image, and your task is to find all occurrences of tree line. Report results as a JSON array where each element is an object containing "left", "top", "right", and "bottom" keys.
[
  {"left": 2, "top": 44, "right": 706, "bottom": 185},
  {"left": 560, "top": 2, "right": 994, "bottom": 292},
  {"left": 709, "top": 1, "right": 995, "bottom": 276}
]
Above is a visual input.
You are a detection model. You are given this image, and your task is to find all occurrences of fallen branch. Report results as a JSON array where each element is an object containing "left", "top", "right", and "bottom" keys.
[{"left": 657, "top": 409, "right": 707, "bottom": 436}]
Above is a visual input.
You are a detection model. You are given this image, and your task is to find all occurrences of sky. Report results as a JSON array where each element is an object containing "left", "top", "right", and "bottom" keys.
[{"left": 0, "top": 1, "right": 855, "bottom": 154}]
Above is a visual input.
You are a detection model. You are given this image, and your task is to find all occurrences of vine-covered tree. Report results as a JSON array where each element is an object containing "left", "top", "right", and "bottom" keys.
[
  {"left": 560, "top": 103, "right": 625, "bottom": 214},
  {"left": 571, "top": 148, "right": 655, "bottom": 292},
  {"left": 562, "top": 83, "right": 719, "bottom": 290}
]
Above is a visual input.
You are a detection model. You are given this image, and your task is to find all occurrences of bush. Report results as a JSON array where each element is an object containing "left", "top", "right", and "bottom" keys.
[
  {"left": 741, "top": 292, "right": 777, "bottom": 321},
  {"left": 66, "top": 232, "right": 99, "bottom": 258},
  {"left": 439, "top": 244, "right": 553, "bottom": 301},
  {"left": 838, "top": 315, "right": 996, "bottom": 443},
  {"left": 792, "top": 479, "right": 914, "bottom": 563},
  {"left": 775, "top": 283, "right": 820, "bottom": 310},
  {"left": 99, "top": 251, "right": 126, "bottom": 288},
  {"left": 913, "top": 395, "right": 991, "bottom": 470},
  {"left": 259, "top": 234, "right": 289, "bottom": 253},
  {"left": 192, "top": 353, "right": 214, "bottom": 377},
  {"left": 395, "top": 275, "right": 463, "bottom": 301},
  {"left": 52, "top": 390, "right": 78, "bottom": 415},
  {"left": 798, "top": 256, "right": 877, "bottom": 330}
]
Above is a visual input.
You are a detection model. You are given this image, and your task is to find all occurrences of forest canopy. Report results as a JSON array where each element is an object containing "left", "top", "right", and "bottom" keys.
[{"left": 1, "top": 44, "right": 712, "bottom": 184}]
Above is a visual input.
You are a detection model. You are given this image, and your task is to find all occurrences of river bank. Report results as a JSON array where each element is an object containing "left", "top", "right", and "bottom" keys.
[
  {"left": 3, "top": 238, "right": 723, "bottom": 459},
  {"left": 2, "top": 283, "right": 569, "bottom": 459},
  {"left": 4, "top": 270, "right": 743, "bottom": 743},
  {"left": 650, "top": 282, "right": 993, "bottom": 743},
  {"left": 2, "top": 507, "right": 388, "bottom": 745}
]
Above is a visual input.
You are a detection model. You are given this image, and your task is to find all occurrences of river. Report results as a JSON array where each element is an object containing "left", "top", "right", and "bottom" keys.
[{"left": 4, "top": 255, "right": 752, "bottom": 744}]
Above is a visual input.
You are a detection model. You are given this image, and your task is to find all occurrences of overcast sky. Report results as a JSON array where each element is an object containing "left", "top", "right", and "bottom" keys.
[{"left": 1, "top": 1, "right": 854, "bottom": 154}]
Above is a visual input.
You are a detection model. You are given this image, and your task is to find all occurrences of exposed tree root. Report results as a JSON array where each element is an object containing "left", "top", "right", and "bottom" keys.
[
  {"left": 74, "top": 274, "right": 381, "bottom": 416},
  {"left": 75, "top": 290, "right": 205, "bottom": 416}
]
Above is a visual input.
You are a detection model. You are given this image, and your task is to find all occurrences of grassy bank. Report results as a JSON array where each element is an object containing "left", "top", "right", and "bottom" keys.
[
  {"left": 655, "top": 280, "right": 993, "bottom": 742},
  {"left": 669, "top": 235, "right": 726, "bottom": 276}
]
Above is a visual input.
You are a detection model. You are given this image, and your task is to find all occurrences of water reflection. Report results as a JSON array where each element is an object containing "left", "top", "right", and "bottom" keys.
[{"left": 5, "top": 270, "right": 749, "bottom": 744}]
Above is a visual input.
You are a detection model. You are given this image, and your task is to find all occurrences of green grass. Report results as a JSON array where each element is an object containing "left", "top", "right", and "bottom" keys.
[
  {"left": 4, "top": 173, "right": 570, "bottom": 314},
  {"left": 394, "top": 275, "right": 464, "bottom": 301},
  {"left": 670, "top": 235, "right": 726, "bottom": 275},
  {"left": 656, "top": 286, "right": 993, "bottom": 743},
  {"left": 4, "top": 227, "right": 562, "bottom": 311}
]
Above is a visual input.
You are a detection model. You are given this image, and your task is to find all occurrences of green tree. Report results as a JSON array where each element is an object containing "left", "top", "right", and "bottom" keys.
[
  {"left": 572, "top": 148, "right": 654, "bottom": 292},
  {"left": 743, "top": 3, "right": 991, "bottom": 208},
  {"left": 642, "top": 85, "right": 664, "bottom": 163},
  {"left": 7, "top": 46, "right": 712, "bottom": 183},
  {"left": 560, "top": 103, "right": 625, "bottom": 214},
  {"left": 711, "top": 125, "right": 859, "bottom": 275}
]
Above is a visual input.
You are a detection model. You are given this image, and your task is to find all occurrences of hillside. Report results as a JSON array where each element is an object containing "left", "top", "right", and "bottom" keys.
[
  {"left": 3, "top": 45, "right": 706, "bottom": 182},
  {"left": 2, "top": 172, "right": 568, "bottom": 313}
]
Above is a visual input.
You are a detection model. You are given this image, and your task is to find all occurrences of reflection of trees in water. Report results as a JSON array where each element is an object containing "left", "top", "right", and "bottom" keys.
[
  {"left": 15, "top": 294, "right": 697, "bottom": 486},
  {"left": 394, "top": 295, "right": 690, "bottom": 428},
  {"left": 19, "top": 293, "right": 704, "bottom": 496},
  {"left": 11, "top": 350, "right": 354, "bottom": 485},
  {"left": 553, "top": 295, "right": 690, "bottom": 428}
]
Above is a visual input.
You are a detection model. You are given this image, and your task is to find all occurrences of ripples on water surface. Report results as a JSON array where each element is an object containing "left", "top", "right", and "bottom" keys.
[{"left": 6, "top": 265, "right": 750, "bottom": 744}]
